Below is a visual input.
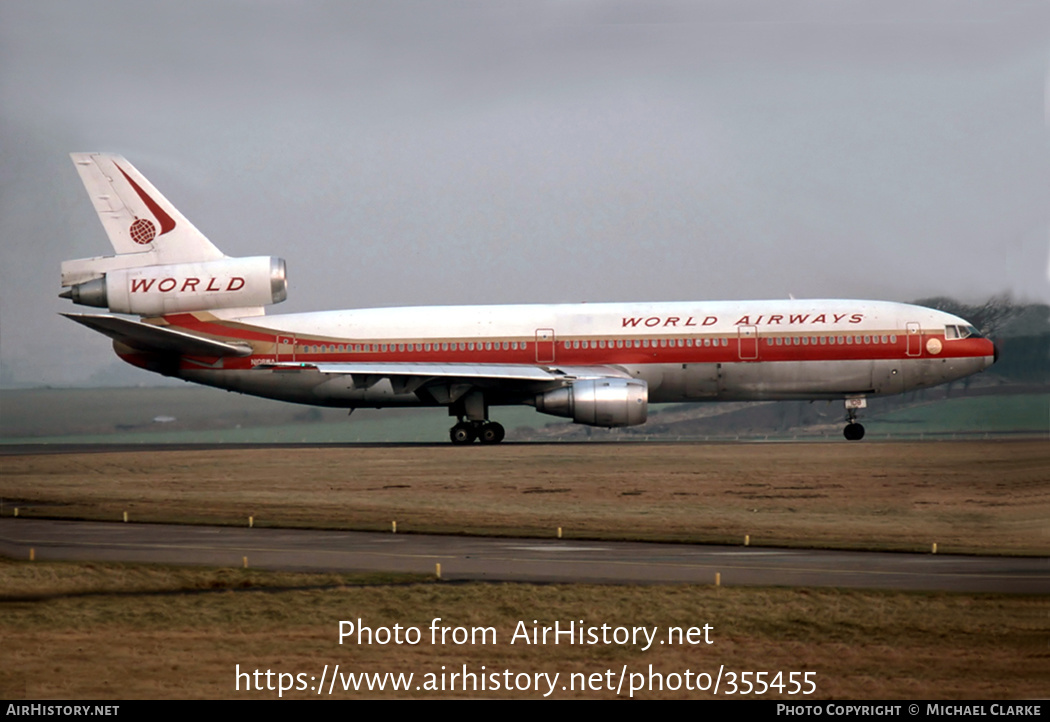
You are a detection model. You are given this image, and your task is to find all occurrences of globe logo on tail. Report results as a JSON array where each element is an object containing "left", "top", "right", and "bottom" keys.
[
  {"left": 116, "top": 163, "right": 176, "bottom": 245},
  {"left": 129, "top": 217, "right": 157, "bottom": 245}
]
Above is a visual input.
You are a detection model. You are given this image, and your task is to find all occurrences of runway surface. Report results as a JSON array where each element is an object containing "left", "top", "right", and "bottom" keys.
[{"left": 2, "top": 518, "right": 1046, "bottom": 593}]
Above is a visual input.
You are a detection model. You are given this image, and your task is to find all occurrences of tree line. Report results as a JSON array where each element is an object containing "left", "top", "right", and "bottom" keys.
[{"left": 915, "top": 296, "right": 1048, "bottom": 384}]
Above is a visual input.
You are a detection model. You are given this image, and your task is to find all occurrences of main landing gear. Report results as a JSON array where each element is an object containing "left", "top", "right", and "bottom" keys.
[
  {"left": 449, "top": 390, "right": 505, "bottom": 444},
  {"left": 450, "top": 420, "right": 505, "bottom": 445},
  {"left": 843, "top": 395, "right": 866, "bottom": 441}
]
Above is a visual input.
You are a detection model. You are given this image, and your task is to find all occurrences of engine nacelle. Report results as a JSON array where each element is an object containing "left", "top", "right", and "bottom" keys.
[
  {"left": 535, "top": 378, "right": 648, "bottom": 427},
  {"left": 63, "top": 256, "right": 287, "bottom": 316}
]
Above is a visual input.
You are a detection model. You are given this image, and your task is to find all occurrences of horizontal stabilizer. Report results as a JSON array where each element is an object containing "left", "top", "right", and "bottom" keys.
[{"left": 62, "top": 313, "right": 252, "bottom": 357}]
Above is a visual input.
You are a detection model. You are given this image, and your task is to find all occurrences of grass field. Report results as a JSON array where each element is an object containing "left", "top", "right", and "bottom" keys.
[
  {"left": 2, "top": 441, "right": 1047, "bottom": 554},
  {"left": 1, "top": 560, "right": 1045, "bottom": 699},
  {"left": 2, "top": 438, "right": 1047, "bottom": 699},
  {"left": 865, "top": 394, "right": 1049, "bottom": 435}
]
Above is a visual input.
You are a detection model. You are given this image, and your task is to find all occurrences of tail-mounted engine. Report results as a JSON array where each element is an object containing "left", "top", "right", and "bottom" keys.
[
  {"left": 534, "top": 378, "right": 648, "bottom": 427},
  {"left": 61, "top": 256, "right": 287, "bottom": 316}
]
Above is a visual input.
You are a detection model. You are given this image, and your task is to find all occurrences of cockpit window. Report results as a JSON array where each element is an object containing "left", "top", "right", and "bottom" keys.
[{"left": 944, "top": 324, "right": 983, "bottom": 340}]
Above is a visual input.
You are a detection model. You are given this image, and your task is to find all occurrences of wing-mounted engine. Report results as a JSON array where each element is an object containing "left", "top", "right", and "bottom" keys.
[
  {"left": 534, "top": 378, "right": 648, "bottom": 427},
  {"left": 61, "top": 256, "right": 287, "bottom": 316}
]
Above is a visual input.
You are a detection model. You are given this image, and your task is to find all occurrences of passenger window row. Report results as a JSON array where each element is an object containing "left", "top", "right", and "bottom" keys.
[
  {"left": 766, "top": 335, "right": 897, "bottom": 346},
  {"left": 296, "top": 333, "right": 901, "bottom": 354}
]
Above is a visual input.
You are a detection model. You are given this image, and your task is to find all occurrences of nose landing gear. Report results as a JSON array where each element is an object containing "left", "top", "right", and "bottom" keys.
[
  {"left": 843, "top": 396, "right": 866, "bottom": 441},
  {"left": 844, "top": 420, "right": 865, "bottom": 441}
]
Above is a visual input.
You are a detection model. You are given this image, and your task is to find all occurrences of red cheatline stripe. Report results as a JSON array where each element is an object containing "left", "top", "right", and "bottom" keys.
[
  {"left": 162, "top": 314, "right": 276, "bottom": 342},
  {"left": 162, "top": 327, "right": 990, "bottom": 366}
]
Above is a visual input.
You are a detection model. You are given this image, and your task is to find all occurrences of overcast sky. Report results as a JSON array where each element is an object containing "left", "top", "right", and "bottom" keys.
[{"left": 1, "top": 0, "right": 1047, "bottom": 386}]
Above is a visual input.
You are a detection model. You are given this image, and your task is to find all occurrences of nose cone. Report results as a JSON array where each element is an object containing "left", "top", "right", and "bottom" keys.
[{"left": 980, "top": 338, "right": 998, "bottom": 370}]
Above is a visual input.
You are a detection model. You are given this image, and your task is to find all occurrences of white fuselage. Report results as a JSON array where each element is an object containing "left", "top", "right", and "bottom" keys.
[{"left": 145, "top": 298, "right": 994, "bottom": 409}]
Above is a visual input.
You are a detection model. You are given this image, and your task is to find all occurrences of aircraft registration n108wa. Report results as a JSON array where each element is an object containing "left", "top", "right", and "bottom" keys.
[{"left": 60, "top": 153, "right": 997, "bottom": 443}]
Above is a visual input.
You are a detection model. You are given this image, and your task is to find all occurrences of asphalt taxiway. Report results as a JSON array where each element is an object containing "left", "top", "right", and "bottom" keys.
[{"left": 1, "top": 518, "right": 1046, "bottom": 593}]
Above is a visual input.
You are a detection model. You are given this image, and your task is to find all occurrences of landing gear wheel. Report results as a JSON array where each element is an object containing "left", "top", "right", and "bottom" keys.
[
  {"left": 843, "top": 397, "right": 866, "bottom": 441},
  {"left": 843, "top": 422, "right": 865, "bottom": 441},
  {"left": 450, "top": 423, "right": 477, "bottom": 445},
  {"left": 478, "top": 422, "right": 505, "bottom": 444}
]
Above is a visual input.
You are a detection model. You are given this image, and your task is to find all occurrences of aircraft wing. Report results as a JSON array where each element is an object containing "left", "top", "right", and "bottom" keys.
[
  {"left": 273, "top": 362, "right": 635, "bottom": 400},
  {"left": 62, "top": 313, "right": 253, "bottom": 358},
  {"left": 304, "top": 362, "right": 632, "bottom": 382}
]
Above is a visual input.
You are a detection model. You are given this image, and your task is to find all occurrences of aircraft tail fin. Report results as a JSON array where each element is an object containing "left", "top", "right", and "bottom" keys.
[
  {"left": 62, "top": 154, "right": 286, "bottom": 318},
  {"left": 70, "top": 153, "right": 225, "bottom": 264}
]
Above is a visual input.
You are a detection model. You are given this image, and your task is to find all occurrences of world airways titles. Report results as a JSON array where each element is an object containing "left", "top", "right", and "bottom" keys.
[{"left": 621, "top": 313, "right": 864, "bottom": 328}]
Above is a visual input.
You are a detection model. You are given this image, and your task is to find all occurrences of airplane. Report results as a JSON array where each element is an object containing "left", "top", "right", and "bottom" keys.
[{"left": 59, "top": 153, "right": 998, "bottom": 444}]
